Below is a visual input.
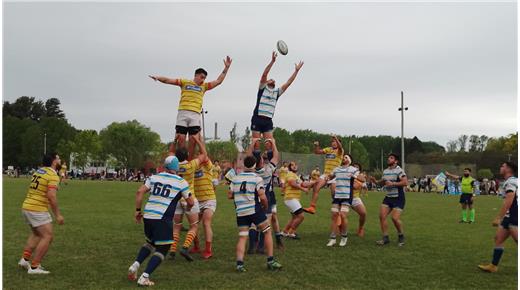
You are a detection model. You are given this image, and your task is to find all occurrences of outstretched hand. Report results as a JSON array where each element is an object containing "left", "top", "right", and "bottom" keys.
[
  {"left": 271, "top": 51, "right": 278, "bottom": 62},
  {"left": 149, "top": 75, "right": 158, "bottom": 81},
  {"left": 295, "top": 61, "right": 304, "bottom": 71},
  {"left": 224, "top": 56, "right": 233, "bottom": 68}
]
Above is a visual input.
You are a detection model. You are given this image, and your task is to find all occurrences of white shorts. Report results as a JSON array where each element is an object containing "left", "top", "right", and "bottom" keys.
[
  {"left": 320, "top": 174, "right": 335, "bottom": 184},
  {"left": 331, "top": 201, "right": 350, "bottom": 213},
  {"left": 352, "top": 197, "right": 364, "bottom": 208},
  {"left": 199, "top": 199, "right": 217, "bottom": 213},
  {"left": 212, "top": 179, "right": 219, "bottom": 186},
  {"left": 175, "top": 199, "right": 200, "bottom": 215},
  {"left": 271, "top": 204, "right": 277, "bottom": 214},
  {"left": 284, "top": 199, "right": 303, "bottom": 214},
  {"left": 176, "top": 110, "right": 201, "bottom": 128},
  {"left": 22, "top": 210, "right": 52, "bottom": 228}
]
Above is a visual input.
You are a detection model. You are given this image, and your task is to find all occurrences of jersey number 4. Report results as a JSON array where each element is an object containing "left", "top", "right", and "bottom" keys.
[
  {"left": 240, "top": 181, "right": 248, "bottom": 193},
  {"left": 151, "top": 182, "right": 172, "bottom": 197}
]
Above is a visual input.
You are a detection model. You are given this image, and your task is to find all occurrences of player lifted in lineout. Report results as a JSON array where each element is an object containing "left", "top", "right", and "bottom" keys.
[
  {"left": 149, "top": 56, "right": 232, "bottom": 157},
  {"left": 250, "top": 51, "right": 303, "bottom": 161},
  {"left": 305, "top": 135, "right": 344, "bottom": 214}
]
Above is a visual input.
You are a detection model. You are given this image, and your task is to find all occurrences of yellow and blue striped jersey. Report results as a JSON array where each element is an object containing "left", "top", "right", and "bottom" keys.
[
  {"left": 22, "top": 167, "right": 59, "bottom": 212},
  {"left": 143, "top": 172, "right": 191, "bottom": 220},
  {"left": 178, "top": 79, "right": 209, "bottom": 113},
  {"left": 194, "top": 161, "right": 216, "bottom": 201},
  {"left": 284, "top": 171, "right": 302, "bottom": 200},
  {"left": 323, "top": 147, "right": 342, "bottom": 175}
]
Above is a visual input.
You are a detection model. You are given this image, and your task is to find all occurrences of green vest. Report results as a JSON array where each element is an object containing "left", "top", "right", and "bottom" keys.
[{"left": 461, "top": 176, "right": 474, "bottom": 194}]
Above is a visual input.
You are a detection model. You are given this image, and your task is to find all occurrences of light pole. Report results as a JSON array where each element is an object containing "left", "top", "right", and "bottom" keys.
[
  {"left": 348, "top": 135, "right": 353, "bottom": 154},
  {"left": 201, "top": 109, "right": 208, "bottom": 141},
  {"left": 398, "top": 91, "right": 408, "bottom": 171},
  {"left": 44, "top": 133, "right": 47, "bottom": 155},
  {"left": 508, "top": 153, "right": 512, "bottom": 162}
]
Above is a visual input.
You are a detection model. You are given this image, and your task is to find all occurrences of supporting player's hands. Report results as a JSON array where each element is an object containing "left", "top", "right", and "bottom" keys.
[
  {"left": 135, "top": 211, "right": 143, "bottom": 224},
  {"left": 148, "top": 75, "right": 158, "bottom": 81},
  {"left": 385, "top": 180, "right": 394, "bottom": 187},
  {"left": 295, "top": 61, "right": 304, "bottom": 71},
  {"left": 56, "top": 214, "right": 64, "bottom": 225},
  {"left": 271, "top": 51, "right": 278, "bottom": 62},
  {"left": 223, "top": 56, "right": 232, "bottom": 68}
]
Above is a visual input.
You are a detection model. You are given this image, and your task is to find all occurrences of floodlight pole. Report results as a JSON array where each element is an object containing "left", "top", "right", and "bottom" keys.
[
  {"left": 398, "top": 91, "right": 408, "bottom": 171},
  {"left": 44, "top": 133, "right": 47, "bottom": 155},
  {"left": 201, "top": 109, "right": 208, "bottom": 141}
]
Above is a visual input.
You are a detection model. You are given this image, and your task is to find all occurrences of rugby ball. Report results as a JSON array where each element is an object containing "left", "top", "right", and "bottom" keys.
[{"left": 277, "top": 40, "right": 288, "bottom": 55}]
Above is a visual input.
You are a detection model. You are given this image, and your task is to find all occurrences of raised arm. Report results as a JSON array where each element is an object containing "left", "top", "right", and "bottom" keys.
[
  {"left": 313, "top": 141, "right": 325, "bottom": 155},
  {"left": 207, "top": 56, "right": 232, "bottom": 90},
  {"left": 149, "top": 75, "right": 181, "bottom": 86},
  {"left": 280, "top": 61, "right": 304, "bottom": 93},
  {"left": 261, "top": 52, "right": 277, "bottom": 84},
  {"left": 445, "top": 171, "right": 460, "bottom": 179},
  {"left": 333, "top": 135, "right": 344, "bottom": 156},
  {"left": 192, "top": 133, "right": 209, "bottom": 164}
]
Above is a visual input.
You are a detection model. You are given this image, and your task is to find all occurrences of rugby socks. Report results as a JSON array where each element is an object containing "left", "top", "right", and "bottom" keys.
[
  {"left": 330, "top": 233, "right": 337, "bottom": 239},
  {"left": 462, "top": 210, "right": 468, "bottom": 222},
  {"left": 267, "top": 256, "right": 274, "bottom": 263},
  {"left": 205, "top": 241, "right": 212, "bottom": 253},
  {"left": 22, "top": 249, "right": 32, "bottom": 261},
  {"left": 492, "top": 247, "right": 504, "bottom": 266},
  {"left": 398, "top": 233, "right": 405, "bottom": 243},
  {"left": 170, "top": 233, "right": 180, "bottom": 253},
  {"left": 136, "top": 244, "right": 153, "bottom": 264},
  {"left": 267, "top": 150, "right": 273, "bottom": 161},
  {"left": 257, "top": 232, "right": 265, "bottom": 251},
  {"left": 469, "top": 209, "right": 475, "bottom": 222},
  {"left": 31, "top": 259, "right": 41, "bottom": 269},
  {"left": 183, "top": 231, "right": 196, "bottom": 249},
  {"left": 383, "top": 235, "right": 390, "bottom": 243},
  {"left": 144, "top": 252, "right": 164, "bottom": 276},
  {"left": 237, "top": 260, "right": 244, "bottom": 266},
  {"left": 248, "top": 229, "right": 258, "bottom": 252},
  {"left": 275, "top": 232, "right": 283, "bottom": 243}
]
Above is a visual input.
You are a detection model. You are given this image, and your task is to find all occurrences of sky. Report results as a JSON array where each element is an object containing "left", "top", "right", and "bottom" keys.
[{"left": 3, "top": 2, "right": 517, "bottom": 148}]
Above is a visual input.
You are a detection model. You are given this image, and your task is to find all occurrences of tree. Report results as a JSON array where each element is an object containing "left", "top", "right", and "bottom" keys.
[
  {"left": 45, "top": 98, "right": 65, "bottom": 119},
  {"left": 206, "top": 140, "right": 239, "bottom": 162},
  {"left": 478, "top": 135, "right": 489, "bottom": 151},
  {"left": 457, "top": 134, "right": 468, "bottom": 152},
  {"left": 273, "top": 127, "right": 294, "bottom": 152},
  {"left": 19, "top": 125, "right": 44, "bottom": 168},
  {"left": 468, "top": 135, "right": 480, "bottom": 152},
  {"left": 6, "top": 96, "right": 46, "bottom": 121},
  {"left": 70, "top": 130, "right": 103, "bottom": 170},
  {"left": 446, "top": 140, "right": 458, "bottom": 152},
  {"left": 350, "top": 140, "right": 370, "bottom": 170},
  {"left": 477, "top": 168, "right": 494, "bottom": 179},
  {"left": 240, "top": 127, "right": 251, "bottom": 151},
  {"left": 3, "top": 116, "right": 34, "bottom": 167},
  {"left": 99, "top": 120, "right": 162, "bottom": 169}
]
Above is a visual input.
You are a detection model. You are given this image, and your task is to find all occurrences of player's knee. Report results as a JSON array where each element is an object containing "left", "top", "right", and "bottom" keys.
[
  {"left": 155, "top": 245, "right": 170, "bottom": 257},
  {"left": 143, "top": 242, "right": 155, "bottom": 252}
]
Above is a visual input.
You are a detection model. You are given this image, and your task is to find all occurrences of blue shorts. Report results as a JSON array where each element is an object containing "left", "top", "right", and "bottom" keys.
[
  {"left": 251, "top": 115, "right": 273, "bottom": 133},
  {"left": 144, "top": 218, "right": 174, "bottom": 245},
  {"left": 332, "top": 197, "right": 352, "bottom": 206},
  {"left": 382, "top": 196, "right": 405, "bottom": 211},
  {"left": 501, "top": 216, "right": 517, "bottom": 229},
  {"left": 459, "top": 194, "right": 473, "bottom": 205},
  {"left": 237, "top": 211, "right": 268, "bottom": 228}
]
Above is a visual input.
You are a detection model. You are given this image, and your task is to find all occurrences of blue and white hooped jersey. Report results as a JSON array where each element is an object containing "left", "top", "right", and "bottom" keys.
[
  {"left": 256, "top": 162, "right": 276, "bottom": 193},
  {"left": 230, "top": 172, "right": 264, "bottom": 217},
  {"left": 253, "top": 83, "right": 284, "bottom": 119},
  {"left": 500, "top": 176, "right": 518, "bottom": 219},
  {"left": 143, "top": 172, "right": 191, "bottom": 220},
  {"left": 332, "top": 165, "right": 359, "bottom": 199},
  {"left": 382, "top": 166, "right": 406, "bottom": 198}
]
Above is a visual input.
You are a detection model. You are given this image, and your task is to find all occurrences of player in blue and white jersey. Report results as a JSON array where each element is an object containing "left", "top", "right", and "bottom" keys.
[
  {"left": 371, "top": 153, "right": 408, "bottom": 247},
  {"left": 326, "top": 154, "right": 365, "bottom": 247},
  {"left": 228, "top": 155, "right": 282, "bottom": 272},
  {"left": 127, "top": 156, "right": 193, "bottom": 287},
  {"left": 478, "top": 162, "right": 517, "bottom": 273}
]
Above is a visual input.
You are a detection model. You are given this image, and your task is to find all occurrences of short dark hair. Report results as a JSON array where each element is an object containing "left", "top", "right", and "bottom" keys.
[
  {"left": 175, "top": 148, "right": 189, "bottom": 162},
  {"left": 464, "top": 167, "right": 472, "bottom": 172},
  {"left": 345, "top": 153, "right": 353, "bottom": 162},
  {"left": 195, "top": 68, "right": 207, "bottom": 76},
  {"left": 504, "top": 162, "right": 518, "bottom": 175},
  {"left": 244, "top": 155, "right": 257, "bottom": 168},
  {"left": 42, "top": 152, "right": 58, "bottom": 167},
  {"left": 388, "top": 153, "right": 400, "bottom": 161},
  {"left": 352, "top": 162, "right": 362, "bottom": 171},
  {"left": 214, "top": 160, "right": 219, "bottom": 163}
]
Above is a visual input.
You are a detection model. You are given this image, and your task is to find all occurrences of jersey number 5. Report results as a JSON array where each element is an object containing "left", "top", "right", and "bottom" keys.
[{"left": 30, "top": 175, "right": 41, "bottom": 189}]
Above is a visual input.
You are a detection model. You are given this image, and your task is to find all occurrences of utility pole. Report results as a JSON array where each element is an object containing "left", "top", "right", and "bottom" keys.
[
  {"left": 398, "top": 91, "right": 408, "bottom": 171},
  {"left": 44, "top": 133, "right": 47, "bottom": 155},
  {"left": 201, "top": 109, "right": 208, "bottom": 140},
  {"left": 381, "top": 148, "right": 384, "bottom": 171}
]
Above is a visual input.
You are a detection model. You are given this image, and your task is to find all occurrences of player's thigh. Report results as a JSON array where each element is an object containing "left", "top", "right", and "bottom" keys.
[
  {"left": 495, "top": 227, "right": 511, "bottom": 245},
  {"left": 173, "top": 214, "right": 183, "bottom": 224},
  {"left": 379, "top": 204, "right": 391, "bottom": 219},
  {"left": 34, "top": 222, "right": 53, "bottom": 238},
  {"left": 202, "top": 209, "right": 214, "bottom": 224},
  {"left": 186, "top": 212, "right": 199, "bottom": 225},
  {"left": 391, "top": 208, "right": 402, "bottom": 220},
  {"left": 509, "top": 226, "right": 518, "bottom": 242},
  {"left": 263, "top": 132, "right": 274, "bottom": 139},
  {"left": 251, "top": 131, "right": 261, "bottom": 138}
]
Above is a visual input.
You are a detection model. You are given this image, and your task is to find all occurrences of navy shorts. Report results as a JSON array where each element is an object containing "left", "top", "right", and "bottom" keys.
[
  {"left": 237, "top": 211, "right": 268, "bottom": 228},
  {"left": 144, "top": 218, "right": 174, "bottom": 245},
  {"left": 459, "top": 194, "right": 473, "bottom": 205},
  {"left": 175, "top": 125, "right": 201, "bottom": 136},
  {"left": 501, "top": 216, "right": 518, "bottom": 229},
  {"left": 332, "top": 197, "right": 352, "bottom": 206},
  {"left": 382, "top": 196, "right": 405, "bottom": 211},
  {"left": 251, "top": 115, "right": 274, "bottom": 133}
]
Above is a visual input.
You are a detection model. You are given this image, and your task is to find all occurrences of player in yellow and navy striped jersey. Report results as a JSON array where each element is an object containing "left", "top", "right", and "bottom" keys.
[
  {"left": 18, "top": 153, "right": 64, "bottom": 274},
  {"left": 149, "top": 56, "right": 232, "bottom": 157}
]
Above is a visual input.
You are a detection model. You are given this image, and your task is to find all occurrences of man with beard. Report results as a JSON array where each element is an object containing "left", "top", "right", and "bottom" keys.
[{"left": 445, "top": 168, "right": 477, "bottom": 223}]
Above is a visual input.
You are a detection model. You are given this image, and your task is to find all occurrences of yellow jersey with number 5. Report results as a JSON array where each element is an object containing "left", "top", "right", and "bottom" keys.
[
  {"left": 179, "top": 79, "right": 209, "bottom": 113},
  {"left": 22, "top": 167, "right": 59, "bottom": 212}
]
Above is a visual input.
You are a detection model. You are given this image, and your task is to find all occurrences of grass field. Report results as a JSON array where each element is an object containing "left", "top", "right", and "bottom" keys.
[{"left": 3, "top": 177, "right": 518, "bottom": 289}]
